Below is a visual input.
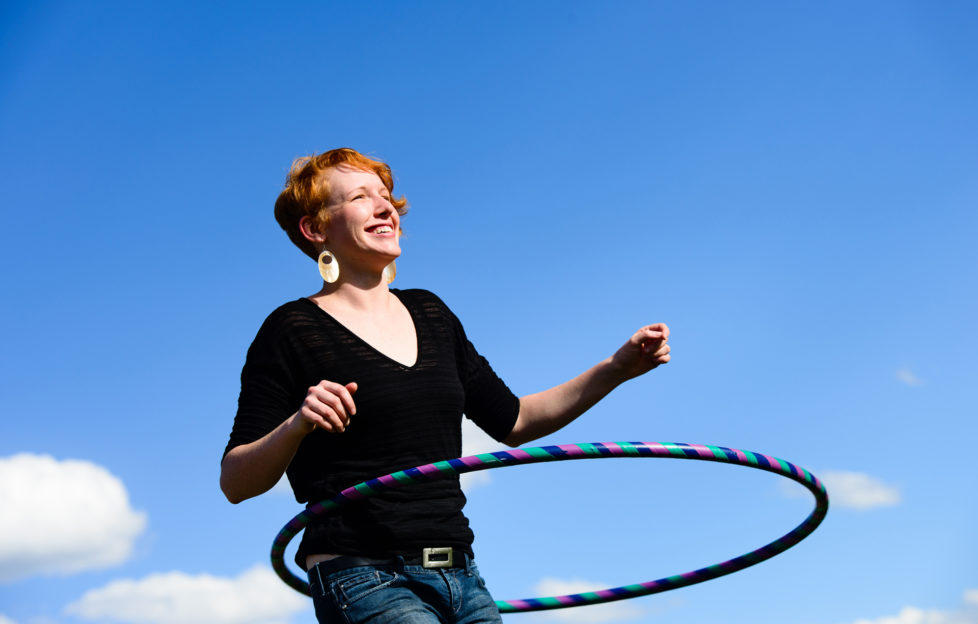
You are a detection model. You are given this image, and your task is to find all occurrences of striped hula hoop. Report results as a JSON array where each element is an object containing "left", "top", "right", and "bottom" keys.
[{"left": 271, "top": 441, "right": 828, "bottom": 612}]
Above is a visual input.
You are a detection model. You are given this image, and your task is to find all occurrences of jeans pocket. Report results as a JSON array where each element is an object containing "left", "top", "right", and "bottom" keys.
[
  {"left": 331, "top": 568, "right": 399, "bottom": 607},
  {"left": 469, "top": 563, "right": 488, "bottom": 590}
]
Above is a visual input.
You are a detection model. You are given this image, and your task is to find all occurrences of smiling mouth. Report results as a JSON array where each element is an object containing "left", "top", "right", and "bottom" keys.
[{"left": 368, "top": 225, "right": 394, "bottom": 234}]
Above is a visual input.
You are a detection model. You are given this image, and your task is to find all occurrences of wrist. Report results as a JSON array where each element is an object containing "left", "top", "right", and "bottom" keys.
[
  {"left": 600, "top": 355, "right": 633, "bottom": 386},
  {"left": 286, "top": 411, "right": 316, "bottom": 437}
]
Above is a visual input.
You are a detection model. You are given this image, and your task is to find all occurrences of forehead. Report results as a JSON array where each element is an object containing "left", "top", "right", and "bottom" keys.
[{"left": 324, "top": 166, "right": 385, "bottom": 194}]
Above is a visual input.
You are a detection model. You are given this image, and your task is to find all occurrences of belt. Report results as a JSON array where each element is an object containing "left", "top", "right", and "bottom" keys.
[{"left": 313, "top": 547, "right": 468, "bottom": 576}]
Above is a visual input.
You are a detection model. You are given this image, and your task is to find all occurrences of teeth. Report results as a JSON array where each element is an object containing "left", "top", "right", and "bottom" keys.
[{"left": 373, "top": 226, "right": 393, "bottom": 234}]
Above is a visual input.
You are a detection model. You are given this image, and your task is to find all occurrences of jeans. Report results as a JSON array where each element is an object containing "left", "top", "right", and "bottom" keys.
[{"left": 308, "top": 555, "right": 503, "bottom": 624}]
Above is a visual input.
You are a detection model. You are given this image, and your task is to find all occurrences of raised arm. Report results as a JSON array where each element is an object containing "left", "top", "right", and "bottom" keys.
[
  {"left": 503, "top": 324, "right": 670, "bottom": 447},
  {"left": 220, "top": 380, "right": 358, "bottom": 504}
]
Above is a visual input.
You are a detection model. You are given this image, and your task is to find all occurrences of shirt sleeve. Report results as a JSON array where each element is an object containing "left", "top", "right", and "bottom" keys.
[
  {"left": 443, "top": 301, "right": 520, "bottom": 443},
  {"left": 223, "top": 310, "right": 302, "bottom": 460}
]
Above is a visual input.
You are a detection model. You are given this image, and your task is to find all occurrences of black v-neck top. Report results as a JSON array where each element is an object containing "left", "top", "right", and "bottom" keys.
[{"left": 224, "top": 288, "right": 520, "bottom": 562}]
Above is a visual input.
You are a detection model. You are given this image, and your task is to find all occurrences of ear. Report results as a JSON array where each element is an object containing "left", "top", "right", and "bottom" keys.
[{"left": 298, "top": 216, "right": 327, "bottom": 244}]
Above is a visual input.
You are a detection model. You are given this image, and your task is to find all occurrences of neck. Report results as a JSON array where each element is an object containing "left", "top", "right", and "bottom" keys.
[{"left": 311, "top": 276, "right": 392, "bottom": 312}]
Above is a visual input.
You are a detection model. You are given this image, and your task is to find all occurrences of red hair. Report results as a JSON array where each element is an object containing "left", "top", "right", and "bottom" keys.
[{"left": 274, "top": 148, "right": 408, "bottom": 260}]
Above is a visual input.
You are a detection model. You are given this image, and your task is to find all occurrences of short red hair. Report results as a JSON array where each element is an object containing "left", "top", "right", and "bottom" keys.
[{"left": 274, "top": 148, "right": 408, "bottom": 260}]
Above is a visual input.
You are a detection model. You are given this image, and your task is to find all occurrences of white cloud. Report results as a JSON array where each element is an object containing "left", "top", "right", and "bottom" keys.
[
  {"left": 847, "top": 606, "right": 977, "bottom": 624},
  {"left": 844, "top": 590, "right": 978, "bottom": 624},
  {"left": 0, "top": 454, "right": 148, "bottom": 582},
  {"left": 525, "top": 578, "right": 646, "bottom": 623},
  {"left": 819, "top": 470, "right": 901, "bottom": 510},
  {"left": 460, "top": 418, "right": 508, "bottom": 492},
  {"left": 896, "top": 367, "right": 924, "bottom": 387},
  {"left": 0, "top": 614, "right": 18, "bottom": 624},
  {"left": 65, "top": 564, "right": 310, "bottom": 624}
]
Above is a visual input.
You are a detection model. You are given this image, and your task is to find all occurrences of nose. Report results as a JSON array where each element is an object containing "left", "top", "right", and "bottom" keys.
[{"left": 373, "top": 194, "right": 394, "bottom": 215}]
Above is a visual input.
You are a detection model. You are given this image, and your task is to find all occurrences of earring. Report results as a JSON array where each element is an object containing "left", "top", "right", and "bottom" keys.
[
  {"left": 382, "top": 230, "right": 399, "bottom": 285},
  {"left": 318, "top": 249, "right": 339, "bottom": 283},
  {"left": 382, "top": 261, "right": 396, "bottom": 285}
]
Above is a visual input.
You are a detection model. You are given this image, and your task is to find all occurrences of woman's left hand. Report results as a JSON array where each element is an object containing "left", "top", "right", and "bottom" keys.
[{"left": 609, "top": 323, "right": 671, "bottom": 381}]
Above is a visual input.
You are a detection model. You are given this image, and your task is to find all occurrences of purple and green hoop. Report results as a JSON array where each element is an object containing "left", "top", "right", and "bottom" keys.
[{"left": 271, "top": 441, "right": 828, "bottom": 613}]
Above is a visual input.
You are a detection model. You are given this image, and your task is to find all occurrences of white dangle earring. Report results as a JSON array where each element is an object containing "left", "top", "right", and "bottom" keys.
[
  {"left": 317, "top": 249, "right": 339, "bottom": 284},
  {"left": 382, "top": 229, "right": 399, "bottom": 284},
  {"left": 382, "top": 261, "right": 396, "bottom": 284}
]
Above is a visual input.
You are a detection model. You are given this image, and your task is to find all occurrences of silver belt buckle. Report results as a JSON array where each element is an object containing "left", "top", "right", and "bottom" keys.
[{"left": 422, "top": 547, "right": 453, "bottom": 569}]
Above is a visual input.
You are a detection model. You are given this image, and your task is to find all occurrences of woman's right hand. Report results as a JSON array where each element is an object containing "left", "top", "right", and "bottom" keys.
[{"left": 294, "top": 380, "right": 358, "bottom": 434}]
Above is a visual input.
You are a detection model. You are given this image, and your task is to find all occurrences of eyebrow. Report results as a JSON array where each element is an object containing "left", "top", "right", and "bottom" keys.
[{"left": 345, "top": 184, "right": 388, "bottom": 198}]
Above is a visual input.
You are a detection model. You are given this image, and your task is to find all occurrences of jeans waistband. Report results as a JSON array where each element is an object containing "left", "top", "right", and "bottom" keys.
[{"left": 312, "top": 548, "right": 471, "bottom": 576}]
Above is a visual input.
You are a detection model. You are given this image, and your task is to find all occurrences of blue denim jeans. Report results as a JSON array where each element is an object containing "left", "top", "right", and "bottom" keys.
[{"left": 308, "top": 555, "right": 502, "bottom": 624}]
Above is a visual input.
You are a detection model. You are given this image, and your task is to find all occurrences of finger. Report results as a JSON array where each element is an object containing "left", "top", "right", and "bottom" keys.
[
  {"left": 319, "top": 402, "right": 351, "bottom": 432},
  {"left": 632, "top": 327, "right": 664, "bottom": 346},
  {"left": 309, "top": 387, "right": 350, "bottom": 426},
  {"left": 641, "top": 337, "right": 668, "bottom": 355},
  {"left": 641, "top": 323, "right": 669, "bottom": 340},
  {"left": 310, "top": 384, "right": 346, "bottom": 413},
  {"left": 342, "top": 382, "right": 358, "bottom": 415},
  {"left": 300, "top": 405, "right": 341, "bottom": 432},
  {"left": 318, "top": 380, "right": 358, "bottom": 417},
  {"left": 319, "top": 407, "right": 348, "bottom": 432}
]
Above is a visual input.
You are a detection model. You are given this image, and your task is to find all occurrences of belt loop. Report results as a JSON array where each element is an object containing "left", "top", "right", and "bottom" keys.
[
  {"left": 313, "top": 561, "right": 325, "bottom": 596},
  {"left": 394, "top": 554, "right": 406, "bottom": 572},
  {"left": 464, "top": 552, "right": 472, "bottom": 575}
]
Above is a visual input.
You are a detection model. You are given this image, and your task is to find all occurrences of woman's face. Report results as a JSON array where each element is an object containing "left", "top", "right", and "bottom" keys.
[{"left": 321, "top": 166, "right": 401, "bottom": 272}]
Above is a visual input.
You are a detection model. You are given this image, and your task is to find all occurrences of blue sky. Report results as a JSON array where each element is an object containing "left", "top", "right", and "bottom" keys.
[{"left": 1, "top": 2, "right": 976, "bottom": 623}]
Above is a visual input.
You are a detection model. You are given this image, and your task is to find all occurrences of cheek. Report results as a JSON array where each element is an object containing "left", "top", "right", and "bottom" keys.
[{"left": 324, "top": 208, "right": 359, "bottom": 235}]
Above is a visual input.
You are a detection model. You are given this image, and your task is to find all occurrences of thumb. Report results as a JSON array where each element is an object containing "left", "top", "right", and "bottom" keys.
[{"left": 345, "top": 382, "right": 358, "bottom": 394}]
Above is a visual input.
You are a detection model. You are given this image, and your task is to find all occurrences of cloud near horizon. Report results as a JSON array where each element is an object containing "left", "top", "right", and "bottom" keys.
[
  {"left": 64, "top": 564, "right": 309, "bottom": 624},
  {"left": 782, "top": 468, "right": 901, "bottom": 511},
  {"left": 819, "top": 470, "right": 902, "bottom": 510},
  {"left": 0, "top": 453, "right": 147, "bottom": 582},
  {"left": 844, "top": 588, "right": 978, "bottom": 624}
]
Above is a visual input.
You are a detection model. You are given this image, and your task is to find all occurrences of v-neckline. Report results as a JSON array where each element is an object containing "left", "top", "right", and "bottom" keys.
[{"left": 302, "top": 289, "right": 421, "bottom": 369}]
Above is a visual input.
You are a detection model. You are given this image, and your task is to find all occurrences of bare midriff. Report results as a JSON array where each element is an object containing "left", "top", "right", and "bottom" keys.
[{"left": 306, "top": 553, "right": 342, "bottom": 571}]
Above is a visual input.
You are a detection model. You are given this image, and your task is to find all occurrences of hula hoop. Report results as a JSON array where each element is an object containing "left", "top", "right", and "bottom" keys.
[{"left": 271, "top": 442, "right": 828, "bottom": 613}]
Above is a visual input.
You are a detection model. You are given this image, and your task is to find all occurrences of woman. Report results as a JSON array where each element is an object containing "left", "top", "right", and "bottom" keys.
[{"left": 221, "top": 148, "right": 670, "bottom": 624}]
